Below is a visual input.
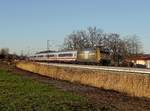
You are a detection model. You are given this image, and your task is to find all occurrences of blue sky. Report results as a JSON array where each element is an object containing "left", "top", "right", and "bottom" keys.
[{"left": 0, "top": 0, "right": 150, "bottom": 55}]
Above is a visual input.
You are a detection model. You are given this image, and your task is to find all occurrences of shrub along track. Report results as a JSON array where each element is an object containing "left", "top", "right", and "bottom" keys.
[{"left": 0, "top": 61, "right": 150, "bottom": 111}]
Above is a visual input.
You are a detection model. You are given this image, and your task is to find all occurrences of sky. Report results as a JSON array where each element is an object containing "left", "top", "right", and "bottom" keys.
[{"left": 0, "top": 0, "right": 150, "bottom": 55}]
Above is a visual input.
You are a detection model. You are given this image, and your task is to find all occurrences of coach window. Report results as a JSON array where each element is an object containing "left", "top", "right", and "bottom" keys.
[
  {"left": 38, "top": 55, "right": 44, "bottom": 57},
  {"left": 67, "top": 53, "right": 73, "bottom": 56},
  {"left": 47, "top": 55, "right": 54, "bottom": 57},
  {"left": 58, "top": 53, "right": 73, "bottom": 57}
]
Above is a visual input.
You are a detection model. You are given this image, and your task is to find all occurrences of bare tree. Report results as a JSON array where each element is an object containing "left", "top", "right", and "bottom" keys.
[
  {"left": 0, "top": 48, "right": 9, "bottom": 55},
  {"left": 125, "top": 35, "right": 143, "bottom": 55},
  {"left": 63, "top": 31, "right": 84, "bottom": 50},
  {"left": 105, "top": 33, "right": 122, "bottom": 65},
  {"left": 63, "top": 27, "right": 143, "bottom": 66},
  {"left": 0, "top": 48, "right": 9, "bottom": 59},
  {"left": 63, "top": 27, "right": 104, "bottom": 50},
  {"left": 87, "top": 27, "right": 103, "bottom": 47}
]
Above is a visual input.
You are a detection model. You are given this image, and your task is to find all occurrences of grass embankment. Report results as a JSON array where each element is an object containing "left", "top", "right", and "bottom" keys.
[
  {"left": 0, "top": 69, "right": 99, "bottom": 111},
  {"left": 17, "top": 62, "right": 150, "bottom": 98}
]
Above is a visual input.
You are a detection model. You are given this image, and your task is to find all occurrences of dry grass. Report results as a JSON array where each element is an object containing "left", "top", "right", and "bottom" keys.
[{"left": 16, "top": 62, "right": 150, "bottom": 98}]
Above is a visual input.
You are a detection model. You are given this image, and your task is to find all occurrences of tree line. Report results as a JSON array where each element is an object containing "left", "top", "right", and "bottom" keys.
[
  {"left": 63, "top": 27, "right": 143, "bottom": 66},
  {"left": 0, "top": 27, "right": 143, "bottom": 66},
  {"left": 0, "top": 48, "right": 26, "bottom": 61},
  {"left": 0, "top": 48, "right": 9, "bottom": 59}
]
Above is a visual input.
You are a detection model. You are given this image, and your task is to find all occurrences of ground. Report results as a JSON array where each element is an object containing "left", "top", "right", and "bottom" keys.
[{"left": 0, "top": 61, "right": 150, "bottom": 111}]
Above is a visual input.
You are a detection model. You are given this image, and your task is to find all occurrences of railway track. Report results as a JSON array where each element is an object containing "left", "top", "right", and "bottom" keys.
[{"left": 37, "top": 62, "right": 150, "bottom": 74}]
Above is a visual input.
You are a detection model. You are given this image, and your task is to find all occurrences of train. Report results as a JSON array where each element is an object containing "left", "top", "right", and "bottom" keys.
[{"left": 29, "top": 46, "right": 111, "bottom": 65}]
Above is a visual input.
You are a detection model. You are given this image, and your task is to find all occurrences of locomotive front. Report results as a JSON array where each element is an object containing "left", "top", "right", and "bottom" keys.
[{"left": 77, "top": 47, "right": 111, "bottom": 65}]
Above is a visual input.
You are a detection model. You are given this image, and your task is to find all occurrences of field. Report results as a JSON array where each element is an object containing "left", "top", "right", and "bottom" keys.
[
  {"left": 0, "top": 61, "right": 150, "bottom": 111},
  {"left": 0, "top": 69, "right": 100, "bottom": 111}
]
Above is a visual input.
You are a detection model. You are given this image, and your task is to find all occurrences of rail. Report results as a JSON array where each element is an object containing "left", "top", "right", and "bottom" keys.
[{"left": 36, "top": 62, "right": 150, "bottom": 75}]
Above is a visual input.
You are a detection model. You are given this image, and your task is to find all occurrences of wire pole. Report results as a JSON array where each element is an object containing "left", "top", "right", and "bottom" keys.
[{"left": 47, "top": 40, "right": 50, "bottom": 51}]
